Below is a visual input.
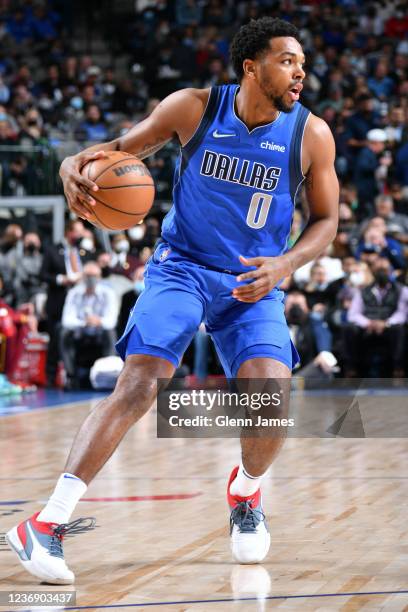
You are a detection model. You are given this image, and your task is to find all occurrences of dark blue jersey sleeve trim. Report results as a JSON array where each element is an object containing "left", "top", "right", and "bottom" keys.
[
  {"left": 289, "top": 105, "right": 310, "bottom": 202},
  {"left": 180, "top": 87, "right": 221, "bottom": 176}
]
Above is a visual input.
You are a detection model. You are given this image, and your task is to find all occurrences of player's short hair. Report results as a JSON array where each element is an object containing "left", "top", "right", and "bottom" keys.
[{"left": 230, "top": 17, "right": 301, "bottom": 82}]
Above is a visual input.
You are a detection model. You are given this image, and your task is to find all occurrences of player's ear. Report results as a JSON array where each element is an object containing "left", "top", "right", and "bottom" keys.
[{"left": 242, "top": 59, "right": 256, "bottom": 80}]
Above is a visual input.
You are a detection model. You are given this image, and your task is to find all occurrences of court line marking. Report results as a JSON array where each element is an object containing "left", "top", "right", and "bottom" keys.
[
  {"left": 2, "top": 589, "right": 408, "bottom": 611},
  {"left": 0, "top": 494, "right": 202, "bottom": 504},
  {"left": 2, "top": 476, "right": 408, "bottom": 481},
  {"left": 0, "top": 397, "right": 107, "bottom": 419}
]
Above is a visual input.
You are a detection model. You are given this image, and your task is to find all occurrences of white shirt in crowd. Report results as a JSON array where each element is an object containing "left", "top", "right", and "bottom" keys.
[
  {"left": 293, "top": 255, "right": 344, "bottom": 286},
  {"left": 62, "top": 282, "right": 118, "bottom": 330}
]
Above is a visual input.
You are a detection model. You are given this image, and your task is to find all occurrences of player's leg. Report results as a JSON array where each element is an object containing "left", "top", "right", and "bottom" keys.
[
  {"left": 6, "top": 354, "right": 175, "bottom": 585},
  {"left": 208, "top": 283, "right": 297, "bottom": 564},
  {"left": 64, "top": 354, "right": 174, "bottom": 484},
  {"left": 227, "top": 357, "right": 291, "bottom": 564},
  {"left": 236, "top": 356, "right": 291, "bottom": 480},
  {"left": 7, "top": 242, "right": 204, "bottom": 583}
]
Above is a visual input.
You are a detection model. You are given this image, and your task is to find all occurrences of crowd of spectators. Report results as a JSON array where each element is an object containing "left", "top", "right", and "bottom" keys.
[
  {"left": 0, "top": 0, "right": 408, "bottom": 382},
  {"left": 0, "top": 218, "right": 158, "bottom": 387}
]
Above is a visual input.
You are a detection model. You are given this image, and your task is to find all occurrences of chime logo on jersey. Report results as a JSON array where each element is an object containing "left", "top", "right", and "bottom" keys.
[{"left": 199, "top": 149, "right": 282, "bottom": 191}]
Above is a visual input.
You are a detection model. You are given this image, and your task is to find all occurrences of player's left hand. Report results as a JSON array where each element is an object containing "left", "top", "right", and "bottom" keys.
[{"left": 232, "top": 255, "right": 292, "bottom": 303}]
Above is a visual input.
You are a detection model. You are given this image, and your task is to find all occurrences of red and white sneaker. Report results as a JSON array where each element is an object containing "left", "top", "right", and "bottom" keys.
[
  {"left": 227, "top": 466, "right": 270, "bottom": 564},
  {"left": 6, "top": 512, "right": 95, "bottom": 584}
]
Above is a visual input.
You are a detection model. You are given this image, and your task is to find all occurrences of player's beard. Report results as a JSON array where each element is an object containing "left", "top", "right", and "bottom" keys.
[
  {"left": 270, "top": 93, "right": 294, "bottom": 113},
  {"left": 259, "top": 75, "right": 295, "bottom": 114}
]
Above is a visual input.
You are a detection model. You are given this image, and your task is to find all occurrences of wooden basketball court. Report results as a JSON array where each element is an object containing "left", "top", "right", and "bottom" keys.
[{"left": 1, "top": 388, "right": 408, "bottom": 611}]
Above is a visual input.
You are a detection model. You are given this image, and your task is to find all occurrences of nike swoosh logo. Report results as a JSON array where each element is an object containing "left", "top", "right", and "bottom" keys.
[
  {"left": 63, "top": 474, "right": 80, "bottom": 480},
  {"left": 212, "top": 130, "right": 236, "bottom": 138}
]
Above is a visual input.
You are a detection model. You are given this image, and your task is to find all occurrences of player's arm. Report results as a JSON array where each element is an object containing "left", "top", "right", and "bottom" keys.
[
  {"left": 233, "top": 116, "right": 339, "bottom": 303},
  {"left": 59, "top": 89, "right": 208, "bottom": 219},
  {"left": 281, "top": 116, "right": 339, "bottom": 271}
]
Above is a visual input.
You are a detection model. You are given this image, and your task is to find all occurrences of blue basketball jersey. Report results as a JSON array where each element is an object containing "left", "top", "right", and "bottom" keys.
[{"left": 161, "top": 84, "right": 310, "bottom": 274}]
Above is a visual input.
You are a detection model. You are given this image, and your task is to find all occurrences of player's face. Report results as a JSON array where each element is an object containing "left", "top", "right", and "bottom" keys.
[{"left": 256, "top": 37, "right": 305, "bottom": 113}]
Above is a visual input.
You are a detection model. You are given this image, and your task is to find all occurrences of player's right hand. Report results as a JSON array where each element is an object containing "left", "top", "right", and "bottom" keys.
[{"left": 59, "top": 151, "right": 107, "bottom": 219}]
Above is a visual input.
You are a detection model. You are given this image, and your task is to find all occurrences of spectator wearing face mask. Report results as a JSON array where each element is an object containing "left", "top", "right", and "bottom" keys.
[
  {"left": 303, "top": 263, "right": 330, "bottom": 309},
  {"left": 342, "top": 257, "right": 408, "bottom": 377},
  {"left": 19, "top": 108, "right": 47, "bottom": 145},
  {"left": 14, "top": 232, "right": 45, "bottom": 308},
  {"left": 128, "top": 217, "right": 161, "bottom": 255},
  {"left": 40, "top": 219, "right": 92, "bottom": 387},
  {"left": 325, "top": 258, "right": 373, "bottom": 361},
  {"left": 0, "top": 224, "right": 23, "bottom": 301},
  {"left": 60, "top": 261, "right": 118, "bottom": 389},
  {"left": 128, "top": 223, "right": 147, "bottom": 254},
  {"left": 78, "top": 229, "right": 97, "bottom": 257},
  {"left": 110, "top": 233, "right": 140, "bottom": 279},
  {"left": 97, "top": 251, "right": 133, "bottom": 303},
  {"left": 117, "top": 265, "right": 145, "bottom": 338}
]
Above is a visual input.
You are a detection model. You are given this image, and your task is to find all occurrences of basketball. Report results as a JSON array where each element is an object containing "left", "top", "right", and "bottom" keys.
[{"left": 81, "top": 151, "right": 155, "bottom": 230}]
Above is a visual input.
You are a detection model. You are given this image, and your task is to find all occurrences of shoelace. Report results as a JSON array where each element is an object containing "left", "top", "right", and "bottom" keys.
[
  {"left": 49, "top": 517, "right": 96, "bottom": 557},
  {"left": 230, "top": 501, "right": 265, "bottom": 534}
]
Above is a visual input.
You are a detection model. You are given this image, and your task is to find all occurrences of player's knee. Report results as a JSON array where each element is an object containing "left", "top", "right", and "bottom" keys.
[
  {"left": 111, "top": 374, "right": 157, "bottom": 418},
  {"left": 110, "top": 355, "right": 174, "bottom": 418}
]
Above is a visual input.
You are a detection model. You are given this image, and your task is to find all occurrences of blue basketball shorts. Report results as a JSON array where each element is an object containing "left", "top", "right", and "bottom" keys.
[{"left": 116, "top": 241, "right": 300, "bottom": 378}]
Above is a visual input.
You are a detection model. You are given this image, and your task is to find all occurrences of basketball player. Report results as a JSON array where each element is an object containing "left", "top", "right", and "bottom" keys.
[{"left": 7, "top": 18, "right": 338, "bottom": 582}]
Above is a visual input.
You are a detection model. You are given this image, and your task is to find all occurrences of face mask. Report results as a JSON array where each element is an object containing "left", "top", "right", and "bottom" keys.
[
  {"left": 287, "top": 304, "right": 307, "bottom": 325},
  {"left": 25, "top": 243, "right": 38, "bottom": 254},
  {"left": 39, "top": 97, "right": 53, "bottom": 110},
  {"left": 114, "top": 240, "right": 129, "bottom": 253},
  {"left": 101, "top": 266, "right": 112, "bottom": 278},
  {"left": 374, "top": 270, "right": 389, "bottom": 287},
  {"left": 70, "top": 236, "right": 82, "bottom": 247},
  {"left": 84, "top": 275, "right": 98, "bottom": 290},
  {"left": 80, "top": 237, "right": 94, "bottom": 251},
  {"left": 314, "top": 282, "right": 328, "bottom": 291},
  {"left": 128, "top": 226, "right": 145, "bottom": 241},
  {"left": 363, "top": 242, "right": 380, "bottom": 253},
  {"left": 349, "top": 271, "right": 365, "bottom": 286},
  {"left": 134, "top": 280, "right": 144, "bottom": 293},
  {"left": 71, "top": 96, "right": 83, "bottom": 110}
]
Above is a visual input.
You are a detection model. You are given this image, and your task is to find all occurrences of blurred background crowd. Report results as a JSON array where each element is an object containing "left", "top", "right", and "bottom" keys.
[{"left": 0, "top": 0, "right": 407, "bottom": 388}]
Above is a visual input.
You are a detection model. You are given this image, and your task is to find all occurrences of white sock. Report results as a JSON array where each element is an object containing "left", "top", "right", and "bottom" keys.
[
  {"left": 37, "top": 473, "right": 87, "bottom": 524},
  {"left": 229, "top": 461, "right": 267, "bottom": 498}
]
